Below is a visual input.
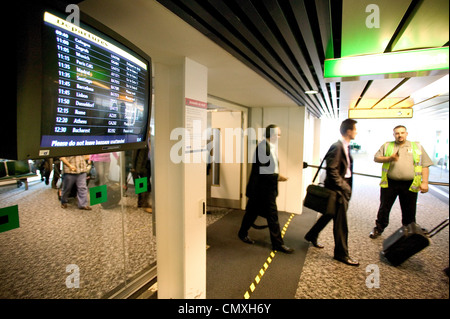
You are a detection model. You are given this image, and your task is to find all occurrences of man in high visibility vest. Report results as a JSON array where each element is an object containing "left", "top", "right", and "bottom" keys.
[{"left": 369, "top": 125, "right": 433, "bottom": 239}]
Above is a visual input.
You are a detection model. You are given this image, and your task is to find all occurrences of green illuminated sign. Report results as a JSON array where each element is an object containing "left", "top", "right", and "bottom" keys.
[
  {"left": 324, "top": 47, "right": 449, "bottom": 78},
  {"left": 0, "top": 205, "right": 20, "bottom": 233},
  {"left": 135, "top": 177, "right": 148, "bottom": 194},
  {"left": 89, "top": 185, "right": 107, "bottom": 206}
]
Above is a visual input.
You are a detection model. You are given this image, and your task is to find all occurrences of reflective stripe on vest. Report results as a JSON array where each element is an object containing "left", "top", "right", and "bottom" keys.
[{"left": 379, "top": 141, "right": 422, "bottom": 192}]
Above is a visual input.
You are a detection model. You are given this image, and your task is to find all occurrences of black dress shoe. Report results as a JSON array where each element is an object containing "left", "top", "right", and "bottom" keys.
[
  {"left": 334, "top": 256, "right": 359, "bottom": 266},
  {"left": 274, "top": 245, "right": 294, "bottom": 254},
  {"left": 238, "top": 235, "right": 255, "bottom": 244},
  {"left": 304, "top": 235, "right": 324, "bottom": 249},
  {"left": 369, "top": 227, "right": 383, "bottom": 239}
]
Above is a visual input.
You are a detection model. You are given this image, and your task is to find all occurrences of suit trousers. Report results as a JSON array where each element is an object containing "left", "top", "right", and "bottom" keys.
[
  {"left": 238, "top": 197, "right": 284, "bottom": 249},
  {"left": 305, "top": 195, "right": 349, "bottom": 259},
  {"left": 305, "top": 176, "right": 352, "bottom": 259}
]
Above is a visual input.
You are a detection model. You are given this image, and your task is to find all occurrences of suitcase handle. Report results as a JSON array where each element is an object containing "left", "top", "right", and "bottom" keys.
[{"left": 428, "top": 217, "right": 449, "bottom": 238}]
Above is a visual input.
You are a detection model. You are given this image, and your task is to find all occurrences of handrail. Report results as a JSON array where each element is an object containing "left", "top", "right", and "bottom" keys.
[{"left": 304, "top": 163, "right": 449, "bottom": 187}]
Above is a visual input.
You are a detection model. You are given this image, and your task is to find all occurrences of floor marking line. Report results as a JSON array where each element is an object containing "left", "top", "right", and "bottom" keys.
[{"left": 243, "top": 213, "right": 296, "bottom": 299}]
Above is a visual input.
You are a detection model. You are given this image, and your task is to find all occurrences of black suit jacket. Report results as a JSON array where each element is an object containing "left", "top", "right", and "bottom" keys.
[
  {"left": 246, "top": 140, "right": 279, "bottom": 200},
  {"left": 324, "top": 140, "right": 353, "bottom": 201}
]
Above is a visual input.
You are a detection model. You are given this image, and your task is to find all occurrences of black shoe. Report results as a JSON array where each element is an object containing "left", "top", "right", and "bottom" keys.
[
  {"left": 369, "top": 227, "right": 383, "bottom": 239},
  {"left": 274, "top": 245, "right": 294, "bottom": 254},
  {"left": 334, "top": 256, "right": 359, "bottom": 266},
  {"left": 304, "top": 235, "right": 324, "bottom": 248},
  {"left": 238, "top": 235, "right": 255, "bottom": 244}
]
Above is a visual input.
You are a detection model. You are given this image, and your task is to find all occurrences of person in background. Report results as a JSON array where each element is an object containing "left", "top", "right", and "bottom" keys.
[
  {"left": 304, "top": 119, "right": 359, "bottom": 266},
  {"left": 369, "top": 125, "right": 433, "bottom": 239},
  {"left": 132, "top": 146, "right": 152, "bottom": 213},
  {"left": 89, "top": 152, "right": 119, "bottom": 186},
  {"left": 60, "top": 155, "right": 92, "bottom": 210},
  {"left": 51, "top": 157, "right": 61, "bottom": 189}
]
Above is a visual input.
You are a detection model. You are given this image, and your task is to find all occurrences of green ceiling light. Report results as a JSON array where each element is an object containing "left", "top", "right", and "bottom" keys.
[{"left": 324, "top": 47, "right": 449, "bottom": 79}]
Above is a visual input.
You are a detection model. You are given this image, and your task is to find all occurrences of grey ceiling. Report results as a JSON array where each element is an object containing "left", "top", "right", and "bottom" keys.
[{"left": 156, "top": 0, "right": 449, "bottom": 120}]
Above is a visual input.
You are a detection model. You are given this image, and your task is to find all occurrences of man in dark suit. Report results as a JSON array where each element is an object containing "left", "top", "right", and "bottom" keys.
[
  {"left": 304, "top": 119, "right": 359, "bottom": 266},
  {"left": 238, "top": 124, "right": 294, "bottom": 254}
]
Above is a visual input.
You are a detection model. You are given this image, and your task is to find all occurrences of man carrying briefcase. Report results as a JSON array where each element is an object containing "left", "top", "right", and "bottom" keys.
[{"left": 304, "top": 119, "right": 359, "bottom": 266}]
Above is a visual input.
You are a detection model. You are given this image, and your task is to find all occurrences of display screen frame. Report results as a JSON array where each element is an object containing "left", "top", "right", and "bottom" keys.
[{"left": 11, "top": 3, "right": 152, "bottom": 160}]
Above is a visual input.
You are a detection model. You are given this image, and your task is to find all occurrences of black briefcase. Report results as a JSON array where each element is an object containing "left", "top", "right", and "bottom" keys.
[
  {"left": 304, "top": 184, "right": 336, "bottom": 215},
  {"left": 303, "top": 154, "right": 336, "bottom": 215},
  {"left": 382, "top": 218, "right": 449, "bottom": 266}
]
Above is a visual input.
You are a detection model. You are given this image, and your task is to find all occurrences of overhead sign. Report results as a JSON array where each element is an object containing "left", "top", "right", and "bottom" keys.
[{"left": 349, "top": 108, "right": 413, "bottom": 119}]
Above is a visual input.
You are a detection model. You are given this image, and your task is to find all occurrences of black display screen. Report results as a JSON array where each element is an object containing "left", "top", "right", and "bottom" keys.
[{"left": 40, "top": 12, "right": 150, "bottom": 151}]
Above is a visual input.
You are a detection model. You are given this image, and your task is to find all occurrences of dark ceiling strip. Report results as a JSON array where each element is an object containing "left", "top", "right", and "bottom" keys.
[
  {"left": 388, "top": 96, "right": 410, "bottom": 109},
  {"left": 415, "top": 100, "right": 449, "bottom": 112},
  {"left": 353, "top": 80, "right": 373, "bottom": 109},
  {"left": 208, "top": 0, "right": 318, "bottom": 110},
  {"left": 231, "top": 0, "right": 325, "bottom": 115},
  {"left": 303, "top": 0, "right": 337, "bottom": 117},
  {"left": 370, "top": 78, "right": 411, "bottom": 109},
  {"left": 166, "top": 0, "right": 308, "bottom": 106},
  {"left": 414, "top": 99, "right": 449, "bottom": 118},
  {"left": 384, "top": 0, "right": 424, "bottom": 53},
  {"left": 156, "top": 0, "right": 342, "bottom": 119},
  {"left": 263, "top": 0, "right": 319, "bottom": 92},
  {"left": 289, "top": 0, "right": 334, "bottom": 117},
  {"left": 413, "top": 94, "right": 445, "bottom": 107},
  {"left": 206, "top": 0, "right": 302, "bottom": 91},
  {"left": 329, "top": 0, "right": 342, "bottom": 59},
  {"left": 312, "top": 0, "right": 330, "bottom": 62},
  {"left": 235, "top": 0, "right": 313, "bottom": 96},
  {"left": 328, "top": 82, "right": 339, "bottom": 118}
]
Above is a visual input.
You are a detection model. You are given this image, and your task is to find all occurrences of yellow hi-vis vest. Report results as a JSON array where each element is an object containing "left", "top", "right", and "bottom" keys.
[{"left": 380, "top": 141, "right": 423, "bottom": 192}]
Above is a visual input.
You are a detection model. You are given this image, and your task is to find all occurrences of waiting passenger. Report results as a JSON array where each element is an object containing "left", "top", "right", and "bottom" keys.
[
  {"left": 60, "top": 155, "right": 92, "bottom": 210},
  {"left": 89, "top": 152, "right": 119, "bottom": 186}
]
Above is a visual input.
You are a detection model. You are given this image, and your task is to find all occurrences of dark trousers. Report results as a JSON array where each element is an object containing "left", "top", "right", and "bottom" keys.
[
  {"left": 238, "top": 197, "right": 284, "bottom": 249},
  {"left": 305, "top": 195, "right": 350, "bottom": 259},
  {"left": 61, "top": 173, "right": 88, "bottom": 208},
  {"left": 375, "top": 178, "right": 418, "bottom": 232}
]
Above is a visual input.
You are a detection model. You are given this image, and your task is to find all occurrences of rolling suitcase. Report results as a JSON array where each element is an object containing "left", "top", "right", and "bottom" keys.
[{"left": 382, "top": 218, "right": 449, "bottom": 266}]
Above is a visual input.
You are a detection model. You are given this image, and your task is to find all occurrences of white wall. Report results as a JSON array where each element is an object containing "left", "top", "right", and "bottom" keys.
[{"left": 248, "top": 106, "right": 307, "bottom": 214}]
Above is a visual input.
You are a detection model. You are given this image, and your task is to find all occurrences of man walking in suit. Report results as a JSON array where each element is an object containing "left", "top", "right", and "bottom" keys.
[
  {"left": 238, "top": 124, "right": 294, "bottom": 254},
  {"left": 304, "top": 119, "right": 359, "bottom": 266}
]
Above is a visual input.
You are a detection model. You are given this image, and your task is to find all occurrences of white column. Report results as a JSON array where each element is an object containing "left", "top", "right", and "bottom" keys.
[{"left": 153, "top": 57, "right": 207, "bottom": 299}]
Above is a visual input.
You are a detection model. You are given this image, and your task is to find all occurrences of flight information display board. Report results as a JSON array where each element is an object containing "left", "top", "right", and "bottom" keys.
[{"left": 40, "top": 12, "right": 150, "bottom": 150}]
